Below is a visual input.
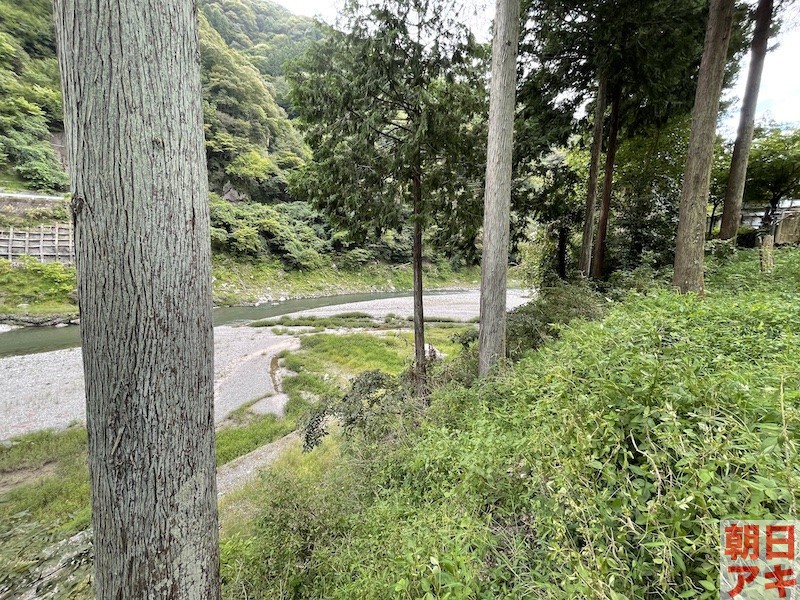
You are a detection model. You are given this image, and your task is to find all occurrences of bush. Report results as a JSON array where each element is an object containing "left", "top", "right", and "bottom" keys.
[
  {"left": 505, "top": 281, "right": 607, "bottom": 358},
  {"left": 209, "top": 195, "right": 327, "bottom": 269}
]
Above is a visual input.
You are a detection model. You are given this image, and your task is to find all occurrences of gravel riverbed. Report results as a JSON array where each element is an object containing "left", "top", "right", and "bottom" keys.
[{"left": 0, "top": 290, "right": 529, "bottom": 440}]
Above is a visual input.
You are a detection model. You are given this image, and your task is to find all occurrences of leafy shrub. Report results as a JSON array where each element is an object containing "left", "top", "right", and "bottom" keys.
[
  {"left": 302, "top": 370, "right": 422, "bottom": 452},
  {"left": 505, "top": 281, "right": 607, "bottom": 358},
  {"left": 336, "top": 247, "right": 373, "bottom": 271},
  {"left": 705, "top": 237, "right": 738, "bottom": 261},
  {"left": 209, "top": 195, "right": 327, "bottom": 269}
]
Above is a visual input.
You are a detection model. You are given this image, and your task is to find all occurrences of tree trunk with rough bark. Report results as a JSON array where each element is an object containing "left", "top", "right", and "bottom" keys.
[
  {"left": 579, "top": 75, "right": 607, "bottom": 277},
  {"left": 53, "top": 1, "right": 221, "bottom": 597},
  {"left": 478, "top": 0, "right": 520, "bottom": 376},
  {"left": 411, "top": 169, "right": 426, "bottom": 397},
  {"left": 673, "top": 0, "right": 735, "bottom": 294},
  {"left": 591, "top": 85, "right": 622, "bottom": 280},
  {"left": 719, "top": 0, "right": 773, "bottom": 240}
]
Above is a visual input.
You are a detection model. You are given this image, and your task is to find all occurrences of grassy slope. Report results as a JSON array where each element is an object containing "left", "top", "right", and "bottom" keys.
[
  {"left": 212, "top": 254, "right": 481, "bottom": 305},
  {"left": 220, "top": 248, "right": 800, "bottom": 599},
  {"left": 0, "top": 255, "right": 482, "bottom": 316}
]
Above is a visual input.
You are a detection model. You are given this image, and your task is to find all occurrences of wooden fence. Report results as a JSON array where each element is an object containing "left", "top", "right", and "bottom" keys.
[{"left": 0, "top": 223, "right": 75, "bottom": 264}]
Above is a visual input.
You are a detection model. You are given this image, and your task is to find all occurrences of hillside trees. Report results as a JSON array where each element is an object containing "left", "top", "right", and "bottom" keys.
[
  {"left": 674, "top": 0, "right": 736, "bottom": 294},
  {"left": 0, "top": 0, "right": 67, "bottom": 191},
  {"left": 0, "top": 0, "right": 309, "bottom": 197},
  {"left": 520, "top": 0, "right": 728, "bottom": 277},
  {"left": 199, "top": 0, "right": 321, "bottom": 112},
  {"left": 719, "top": 0, "right": 775, "bottom": 239},
  {"left": 289, "top": 0, "right": 485, "bottom": 394},
  {"left": 199, "top": 13, "right": 307, "bottom": 203},
  {"left": 54, "top": 0, "right": 220, "bottom": 595}
]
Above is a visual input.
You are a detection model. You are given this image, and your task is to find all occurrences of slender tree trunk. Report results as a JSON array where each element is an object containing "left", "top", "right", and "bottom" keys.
[
  {"left": 719, "top": 0, "right": 773, "bottom": 240},
  {"left": 709, "top": 202, "right": 719, "bottom": 237},
  {"left": 478, "top": 0, "right": 520, "bottom": 376},
  {"left": 412, "top": 170, "right": 426, "bottom": 397},
  {"left": 579, "top": 75, "right": 607, "bottom": 276},
  {"left": 673, "top": 0, "right": 735, "bottom": 294},
  {"left": 591, "top": 85, "right": 622, "bottom": 279},
  {"left": 557, "top": 226, "right": 567, "bottom": 279},
  {"left": 53, "top": 1, "right": 220, "bottom": 597}
]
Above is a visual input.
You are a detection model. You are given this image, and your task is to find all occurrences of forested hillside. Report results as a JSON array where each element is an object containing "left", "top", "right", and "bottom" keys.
[
  {"left": 0, "top": 0, "right": 313, "bottom": 200},
  {"left": 0, "top": 0, "right": 66, "bottom": 192}
]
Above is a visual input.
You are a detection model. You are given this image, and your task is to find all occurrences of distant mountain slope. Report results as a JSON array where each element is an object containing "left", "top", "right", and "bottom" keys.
[
  {"left": 0, "top": 0, "right": 67, "bottom": 192},
  {"left": 0, "top": 0, "right": 315, "bottom": 199}
]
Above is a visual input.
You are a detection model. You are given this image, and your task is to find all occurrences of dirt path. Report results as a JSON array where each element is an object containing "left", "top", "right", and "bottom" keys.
[{"left": 216, "top": 431, "right": 300, "bottom": 497}]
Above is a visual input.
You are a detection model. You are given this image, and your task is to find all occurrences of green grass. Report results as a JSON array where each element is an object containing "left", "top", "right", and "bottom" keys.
[
  {"left": 0, "top": 257, "right": 77, "bottom": 315},
  {"left": 218, "top": 247, "right": 800, "bottom": 599},
  {"left": 0, "top": 167, "right": 28, "bottom": 192},
  {"left": 216, "top": 410, "right": 295, "bottom": 467}
]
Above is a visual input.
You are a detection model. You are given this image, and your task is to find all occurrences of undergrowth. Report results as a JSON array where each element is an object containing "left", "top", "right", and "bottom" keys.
[{"left": 220, "top": 248, "right": 800, "bottom": 599}]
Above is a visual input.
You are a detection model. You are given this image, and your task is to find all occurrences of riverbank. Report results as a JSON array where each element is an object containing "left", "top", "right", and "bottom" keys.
[{"left": 0, "top": 255, "right": 495, "bottom": 325}]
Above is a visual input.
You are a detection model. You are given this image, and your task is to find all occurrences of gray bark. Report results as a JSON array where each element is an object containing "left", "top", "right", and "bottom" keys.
[
  {"left": 719, "top": 0, "right": 773, "bottom": 240},
  {"left": 578, "top": 75, "right": 607, "bottom": 277},
  {"left": 53, "top": 1, "right": 220, "bottom": 597},
  {"left": 673, "top": 0, "right": 735, "bottom": 294},
  {"left": 478, "top": 0, "right": 520, "bottom": 376}
]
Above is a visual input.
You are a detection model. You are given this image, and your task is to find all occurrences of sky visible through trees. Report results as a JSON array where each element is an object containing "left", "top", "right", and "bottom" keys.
[{"left": 277, "top": 0, "right": 800, "bottom": 133}]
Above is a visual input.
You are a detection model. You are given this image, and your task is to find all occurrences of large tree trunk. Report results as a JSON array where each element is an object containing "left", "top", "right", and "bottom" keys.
[
  {"left": 579, "top": 75, "right": 607, "bottom": 276},
  {"left": 53, "top": 1, "right": 220, "bottom": 597},
  {"left": 673, "top": 0, "right": 735, "bottom": 294},
  {"left": 719, "top": 0, "right": 773, "bottom": 240},
  {"left": 591, "top": 85, "right": 622, "bottom": 279},
  {"left": 478, "top": 0, "right": 520, "bottom": 376},
  {"left": 411, "top": 170, "right": 426, "bottom": 397}
]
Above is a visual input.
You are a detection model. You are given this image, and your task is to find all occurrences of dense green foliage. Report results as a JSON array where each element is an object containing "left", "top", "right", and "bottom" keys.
[
  {"left": 210, "top": 194, "right": 330, "bottom": 269},
  {"left": 199, "top": 0, "right": 319, "bottom": 112},
  {"left": 741, "top": 126, "right": 800, "bottom": 223},
  {"left": 219, "top": 248, "right": 800, "bottom": 599},
  {"left": 0, "top": 0, "right": 67, "bottom": 192},
  {"left": 288, "top": 0, "right": 487, "bottom": 263},
  {"left": 199, "top": 9, "right": 309, "bottom": 202},
  {"left": 0, "top": 0, "right": 310, "bottom": 197}
]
